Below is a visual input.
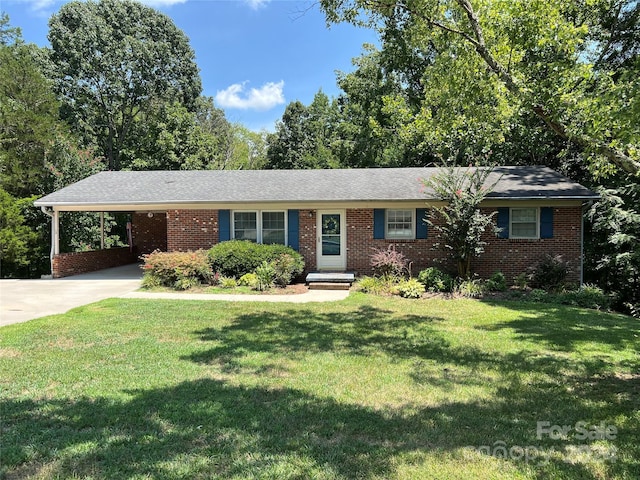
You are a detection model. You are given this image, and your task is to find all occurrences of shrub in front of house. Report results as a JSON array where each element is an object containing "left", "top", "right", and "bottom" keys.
[
  {"left": 557, "top": 284, "right": 611, "bottom": 310},
  {"left": 529, "top": 254, "right": 571, "bottom": 292},
  {"left": 141, "top": 250, "right": 213, "bottom": 290},
  {"left": 370, "top": 245, "right": 409, "bottom": 280},
  {"left": 270, "top": 253, "right": 304, "bottom": 287},
  {"left": 208, "top": 240, "right": 304, "bottom": 283},
  {"left": 485, "top": 271, "right": 507, "bottom": 292},
  {"left": 398, "top": 278, "right": 426, "bottom": 299},
  {"left": 255, "top": 261, "right": 275, "bottom": 291},
  {"left": 455, "top": 278, "right": 487, "bottom": 298},
  {"left": 238, "top": 272, "right": 258, "bottom": 288},
  {"left": 417, "top": 267, "right": 454, "bottom": 292}
]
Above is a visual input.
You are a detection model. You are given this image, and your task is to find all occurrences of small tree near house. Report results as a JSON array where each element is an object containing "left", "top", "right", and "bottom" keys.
[{"left": 422, "top": 166, "right": 500, "bottom": 279}]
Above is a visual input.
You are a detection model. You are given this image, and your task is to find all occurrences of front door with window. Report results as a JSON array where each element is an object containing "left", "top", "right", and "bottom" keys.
[{"left": 317, "top": 210, "right": 346, "bottom": 270}]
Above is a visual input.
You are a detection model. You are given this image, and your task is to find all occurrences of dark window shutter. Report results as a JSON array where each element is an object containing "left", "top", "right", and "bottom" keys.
[
  {"left": 219, "top": 210, "right": 231, "bottom": 242},
  {"left": 287, "top": 210, "right": 300, "bottom": 251},
  {"left": 497, "top": 207, "right": 509, "bottom": 239},
  {"left": 540, "top": 207, "right": 553, "bottom": 239},
  {"left": 373, "top": 209, "right": 385, "bottom": 239},
  {"left": 416, "top": 208, "right": 428, "bottom": 239}
]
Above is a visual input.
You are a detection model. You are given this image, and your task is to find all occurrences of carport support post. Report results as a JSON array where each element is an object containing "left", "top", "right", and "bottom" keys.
[{"left": 52, "top": 210, "right": 59, "bottom": 257}]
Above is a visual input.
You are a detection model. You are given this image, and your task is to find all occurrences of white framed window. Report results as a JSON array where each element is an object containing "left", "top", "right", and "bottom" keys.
[
  {"left": 386, "top": 209, "right": 415, "bottom": 239},
  {"left": 232, "top": 210, "right": 286, "bottom": 245},
  {"left": 510, "top": 207, "right": 539, "bottom": 239},
  {"left": 261, "top": 211, "right": 286, "bottom": 245}
]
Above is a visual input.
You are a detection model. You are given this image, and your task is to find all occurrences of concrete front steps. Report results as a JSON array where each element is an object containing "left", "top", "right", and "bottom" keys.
[{"left": 305, "top": 272, "right": 355, "bottom": 290}]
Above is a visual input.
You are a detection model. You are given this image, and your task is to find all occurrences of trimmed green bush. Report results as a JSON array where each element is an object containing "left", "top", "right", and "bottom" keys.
[
  {"left": 398, "top": 278, "right": 426, "bottom": 299},
  {"left": 141, "top": 250, "right": 213, "bottom": 290},
  {"left": 208, "top": 240, "right": 304, "bottom": 282},
  {"left": 417, "top": 267, "right": 454, "bottom": 292}
]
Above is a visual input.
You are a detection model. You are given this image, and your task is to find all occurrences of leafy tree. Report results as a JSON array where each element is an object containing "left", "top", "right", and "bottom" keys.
[
  {"left": 48, "top": 0, "right": 202, "bottom": 171},
  {"left": 0, "top": 189, "right": 39, "bottom": 276},
  {"left": 266, "top": 92, "right": 340, "bottom": 169},
  {"left": 422, "top": 166, "right": 499, "bottom": 278},
  {"left": 320, "top": 0, "right": 640, "bottom": 176},
  {"left": 0, "top": 22, "right": 61, "bottom": 197},
  {"left": 228, "top": 124, "right": 268, "bottom": 170},
  {"left": 585, "top": 184, "right": 640, "bottom": 316},
  {"left": 334, "top": 44, "right": 434, "bottom": 167}
]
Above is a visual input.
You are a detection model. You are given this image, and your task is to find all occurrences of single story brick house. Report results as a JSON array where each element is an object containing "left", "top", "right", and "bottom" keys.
[{"left": 34, "top": 166, "right": 598, "bottom": 282}]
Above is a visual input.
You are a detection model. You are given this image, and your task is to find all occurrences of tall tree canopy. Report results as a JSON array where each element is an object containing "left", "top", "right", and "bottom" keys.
[
  {"left": 48, "top": 0, "right": 202, "bottom": 170},
  {"left": 0, "top": 15, "right": 61, "bottom": 198},
  {"left": 320, "top": 0, "right": 640, "bottom": 177},
  {"left": 266, "top": 92, "right": 341, "bottom": 169}
]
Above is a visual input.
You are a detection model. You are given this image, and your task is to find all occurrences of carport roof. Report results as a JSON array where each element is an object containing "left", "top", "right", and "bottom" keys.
[{"left": 34, "top": 166, "right": 599, "bottom": 209}]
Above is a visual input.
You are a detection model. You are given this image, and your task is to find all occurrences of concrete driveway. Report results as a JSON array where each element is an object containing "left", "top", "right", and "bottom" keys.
[{"left": 0, "top": 263, "right": 143, "bottom": 327}]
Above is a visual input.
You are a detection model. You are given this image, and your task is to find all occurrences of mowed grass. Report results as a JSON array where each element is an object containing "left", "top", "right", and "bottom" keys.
[{"left": 1, "top": 293, "right": 638, "bottom": 479}]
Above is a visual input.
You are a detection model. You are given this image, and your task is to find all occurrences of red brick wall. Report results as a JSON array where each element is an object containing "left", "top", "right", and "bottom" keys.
[
  {"left": 131, "top": 212, "right": 167, "bottom": 255},
  {"left": 299, "top": 209, "right": 317, "bottom": 274},
  {"left": 345, "top": 209, "right": 441, "bottom": 276},
  {"left": 160, "top": 206, "right": 583, "bottom": 282},
  {"left": 341, "top": 207, "right": 582, "bottom": 282},
  {"left": 166, "top": 209, "right": 219, "bottom": 252},
  {"left": 473, "top": 206, "right": 582, "bottom": 284},
  {"left": 52, "top": 247, "right": 137, "bottom": 278}
]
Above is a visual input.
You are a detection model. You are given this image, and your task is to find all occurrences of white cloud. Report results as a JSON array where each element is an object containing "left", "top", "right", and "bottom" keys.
[
  {"left": 244, "top": 0, "right": 271, "bottom": 10},
  {"left": 215, "top": 81, "right": 285, "bottom": 111}
]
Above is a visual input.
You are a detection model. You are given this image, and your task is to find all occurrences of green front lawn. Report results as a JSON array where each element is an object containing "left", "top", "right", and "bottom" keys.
[{"left": 1, "top": 294, "right": 638, "bottom": 479}]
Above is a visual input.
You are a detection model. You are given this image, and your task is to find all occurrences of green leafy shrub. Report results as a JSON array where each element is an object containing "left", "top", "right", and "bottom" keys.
[
  {"left": 514, "top": 272, "right": 529, "bottom": 290},
  {"left": 255, "top": 261, "right": 275, "bottom": 291},
  {"left": 208, "top": 240, "right": 304, "bottom": 282},
  {"left": 398, "top": 278, "right": 426, "bottom": 298},
  {"left": 529, "top": 288, "right": 549, "bottom": 302},
  {"left": 238, "top": 272, "right": 258, "bottom": 288},
  {"left": 529, "top": 254, "right": 570, "bottom": 292},
  {"left": 559, "top": 284, "right": 611, "bottom": 310},
  {"left": 485, "top": 271, "right": 507, "bottom": 292},
  {"left": 370, "top": 245, "right": 409, "bottom": 279},
  {"left": 219, "top": 276, "right": 238, "bottom": 289},
  {"left": 270, "top": 253, "right": 305, "bottom": 287},
  {"left": 455, "top": 278, "right": 486, "bottom": 298},
  {"left": 417, "top": 267, "right": 454, "bottom": 292},
  {"left": 356, "top": 276, "right": 383, "bottom": 294},
  {"left": 141, "top": 250, "right": 212, "bottom": 290}
]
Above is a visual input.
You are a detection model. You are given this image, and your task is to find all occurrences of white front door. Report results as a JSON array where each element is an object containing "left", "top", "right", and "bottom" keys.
[{"left": 317, "top": 210, "right": 346, "bottom": 270}]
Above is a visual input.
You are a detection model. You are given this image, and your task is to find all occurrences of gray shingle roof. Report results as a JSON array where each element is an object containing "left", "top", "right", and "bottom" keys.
[{"left": 34, "top": 166, "right": 599, "bottom": 208}]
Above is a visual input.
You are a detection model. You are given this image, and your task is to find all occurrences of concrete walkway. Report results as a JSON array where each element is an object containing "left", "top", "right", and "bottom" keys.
[
  {"left": 121, "top": 290, "right": 350, "bottom": 303},
  {"left": 1, "top": 264, "right": 350, "bottom": 327}
]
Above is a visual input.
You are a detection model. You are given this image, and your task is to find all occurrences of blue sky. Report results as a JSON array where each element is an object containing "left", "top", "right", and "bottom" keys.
[{"left": 0, "top": 0, "right": 378, "bottom": 131}]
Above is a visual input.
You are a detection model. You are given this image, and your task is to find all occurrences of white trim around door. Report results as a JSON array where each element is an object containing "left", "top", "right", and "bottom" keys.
[{"left": 316, "top": 210, "right": 346, "bottom": 271}]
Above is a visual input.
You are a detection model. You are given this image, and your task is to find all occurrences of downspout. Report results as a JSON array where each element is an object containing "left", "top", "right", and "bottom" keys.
[{"left": 40, "top": 206, "right": 59, "bottom": 276}]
